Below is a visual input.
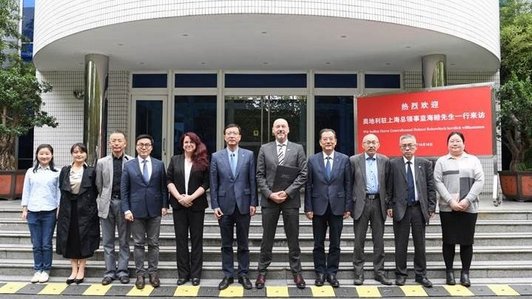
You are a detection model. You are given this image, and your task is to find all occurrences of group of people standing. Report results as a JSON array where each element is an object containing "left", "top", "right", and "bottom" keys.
[{"left": 20, "top": 117, "right": 484, "bottom": 290}]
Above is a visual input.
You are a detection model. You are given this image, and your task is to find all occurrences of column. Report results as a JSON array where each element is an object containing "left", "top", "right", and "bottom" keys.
[
  {"left": 422, "top": 54, "right": 447, "bottom": 88},
  {"left": 83, "top": 54, "right": 109, "bottom": 166}
]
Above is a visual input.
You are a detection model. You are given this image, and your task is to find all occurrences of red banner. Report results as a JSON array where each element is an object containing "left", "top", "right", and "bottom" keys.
[{"left": 357, "top": 84, "right": 494, "bottom": 157}]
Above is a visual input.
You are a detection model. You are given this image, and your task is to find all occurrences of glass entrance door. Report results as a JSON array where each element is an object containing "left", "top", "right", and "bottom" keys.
[
  {"left": 225, "top": 95, "right": 307, "bottom": 156},
  {"left": 132, "top": 95, "right": 168, "bottom": 161}
]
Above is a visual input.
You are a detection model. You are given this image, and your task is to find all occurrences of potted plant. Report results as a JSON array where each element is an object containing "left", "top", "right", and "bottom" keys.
[
  {"left": 496, "top": 0, "right": 532, "bottom": 201},
  {"left": 0, "top": 0, "right": 57, "bottom": 199}
]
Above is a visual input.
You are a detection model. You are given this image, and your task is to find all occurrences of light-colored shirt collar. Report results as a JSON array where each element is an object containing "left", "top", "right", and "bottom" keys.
[
  {"left": 276, "top": 140, "right": 288, "bottom": 147},
  {"left": 403, "top": 156, "right": 415, "bottom": 164},
  {"left": 364, "top": 153, "right": 376, "bottom": 160},
  {"left": 227, "top": 147, "right": 239, "bottom": 155},
  {"left": 37, "top": 165, "right": 50, "bottom": 171},
  {"left": 138, "top": 156, "right": 151, "bottom": 163},
  {"left": 322, "top": 151, "right": 335, "bottom": 160}
]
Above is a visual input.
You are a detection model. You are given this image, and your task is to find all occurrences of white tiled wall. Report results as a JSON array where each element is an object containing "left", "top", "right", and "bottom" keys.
[
  {"left": 35, "top": 71, "right": 129, "bottom": 167},
  {"left": 34, "top": 1, "right": 499, "bottom": 59}
]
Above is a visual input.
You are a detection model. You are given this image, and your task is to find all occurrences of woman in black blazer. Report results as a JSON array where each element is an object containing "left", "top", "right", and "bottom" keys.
[{"left": 167, "top": 132, "right": 210, "bottom": 286}]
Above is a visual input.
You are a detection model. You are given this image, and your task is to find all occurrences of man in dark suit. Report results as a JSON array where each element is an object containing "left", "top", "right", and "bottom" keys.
[
  {"left": 121, "top": 134, "right": 168, "bottom": 290},
  {"left": 95, "top": 131, "right": 133, "bottom": 285},
  {"left": 386, "top": 134, "right": 436, "bottom": 287},
  {"left": 210, "top": 124, "right": 257, "bottom": 290},
  {"left": 256, "top": 118, "right": 307, "bottom": 290},
  {"left": 305, "top": 129, "right": 352, "bottom": 288},
  {"left": 350, "top": 133, "right": 392, "bottom": 285}
]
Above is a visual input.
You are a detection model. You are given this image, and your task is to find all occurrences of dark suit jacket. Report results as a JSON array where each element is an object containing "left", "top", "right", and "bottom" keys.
[
  {"left": 210, "top": 148, "right": 257, "bottom": 215},
  {"left": 350, "top": 153, "right": 390, "bottom": 221},
  {"left": 305, "top": 151, "right": 353, "bottom": 216},
  {"left": 167, "top": 154, "right": 209, "bottom": 211},
  {"left": 387, "top": 156, "right": 436, "bottom": 223},
  {"left": 121, "top": 157, "right": 168, "bottom": 218},
  {"left": 256, "top": 141, "right": 307, "bottom": 208}
]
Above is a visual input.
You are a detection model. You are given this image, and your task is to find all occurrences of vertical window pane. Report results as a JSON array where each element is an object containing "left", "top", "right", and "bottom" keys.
[
  {"left": 174, "top": 96, "right": 217, "bottom": 156},
  {"left": 315, "top": 96, "right": 354, "bottom": 156},
  {"left": 135, "top": 100, "right": 163, "bottom": 160}
]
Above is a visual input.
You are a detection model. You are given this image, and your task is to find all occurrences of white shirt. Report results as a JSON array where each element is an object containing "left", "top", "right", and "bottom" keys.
[
  {"left": 403, "top": 156, "right": 418, "bottom": 201},
  {"left": 322, "top": 151, "right": 335, "bottom": 169},
  {"left": 138, "top": 156, "right": 152, "bottom": 180},
  {"left": 184, "top": 158, "right": 192, "bottom": 194}
]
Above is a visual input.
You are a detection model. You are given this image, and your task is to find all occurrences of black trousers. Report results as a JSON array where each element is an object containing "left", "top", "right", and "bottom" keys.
[
  {"left": 172, "top": 208, "right": 205, "bottom": 279},
  {"left": 393, "top": 204, "right": 427, "bottom": 278},
  {"left": 312, "top": 205, "right": 343, "bottom": 275},
  {"left": 219, "top": 209, "right": 251, "bottom": 278}
]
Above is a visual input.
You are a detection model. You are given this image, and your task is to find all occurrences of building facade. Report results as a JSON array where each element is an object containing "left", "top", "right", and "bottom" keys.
[{"left": 31, "top": 1, "right": 500, "bottom": 191}]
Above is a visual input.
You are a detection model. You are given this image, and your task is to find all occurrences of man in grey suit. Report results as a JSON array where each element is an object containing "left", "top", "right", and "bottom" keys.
[
  {"left": 305, "top": 129, "right": 352, "bottom": 288},
  {"left": 121, "top": 134, "right": 168, "bottom": 290},
  {"left": 210, "top": 124, "right": 257, "bottom": 290},
  {"left": 386, "top": 134, "right": 436, "bottom": 287},
  {"left": 95, "top": 131, "right": 133, "bottom": 285},
  {"left": 256, "top": 118, "right": 307, "bottom": 289},
  {"left": 350, "top": 133, "right": 392, "bottom": 285}
]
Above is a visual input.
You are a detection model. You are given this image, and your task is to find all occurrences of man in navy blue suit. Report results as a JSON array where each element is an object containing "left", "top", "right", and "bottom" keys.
[
  {"left": 121, "top": 134, "right": 168, "bottom": 290},
  {"left": 210, "top": 124, "right": 257, "bottom": 290},
  {"left": 305, "top": 129, "right": 352, "bottom": 288}
]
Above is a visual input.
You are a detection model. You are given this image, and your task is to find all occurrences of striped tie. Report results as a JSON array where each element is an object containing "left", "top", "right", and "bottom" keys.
[{"left": 278, "top": 144, "right": 285, "bottom": 165}]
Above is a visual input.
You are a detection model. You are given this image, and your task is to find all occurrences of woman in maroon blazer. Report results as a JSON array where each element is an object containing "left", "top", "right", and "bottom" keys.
[{"left": 167, "top": 132, "right": 210, "bottom": 286}]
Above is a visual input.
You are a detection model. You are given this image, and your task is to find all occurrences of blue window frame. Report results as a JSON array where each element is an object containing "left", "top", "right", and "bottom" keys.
[
  {"left": 314, "top": 96, "right": 354, "bottom": 156},
  {"left": 364, "top": 74, "right": 401, "bottom": 89},
  {"left": 225, "top": 74, "right": 307, "bottom": 88},
  {"left": 132, "top": 74, "right": 167, "bottom": 88},
  {"left": 315, "top": 74, "right": 357, "bottom": 88},
  {"left": 174, "top": 96, "right": 217, "bottom": 155},
  {"left": 175, "top": 74, "right": 217, "bottom": 88}
]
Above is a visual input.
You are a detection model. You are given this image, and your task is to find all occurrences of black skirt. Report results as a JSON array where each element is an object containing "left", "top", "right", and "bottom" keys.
[{"left": 440, "top": 211, "right": 478, "bottom": 245}]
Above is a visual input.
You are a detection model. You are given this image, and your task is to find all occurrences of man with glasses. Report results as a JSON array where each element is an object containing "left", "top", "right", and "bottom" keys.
[
  {"left": 121, "top": 134, "right": 168, "bottom": 289},
  {"left": 386, "top": 134, "right": 436, "bottom": 287},
  {"left": 350, "top": 133, "right": 392, "bottom": 285},
  {"left": 210, "top": 124, "right": 257, "bottom": 290}
]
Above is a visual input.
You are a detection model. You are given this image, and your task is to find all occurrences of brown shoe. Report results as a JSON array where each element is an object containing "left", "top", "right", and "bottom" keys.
[
  {"left": 294, "top": 274, "right": 306, "bottom": 289},
  {"left": 135, "top": 275, "right": 145, "bottom": 289},
  {"left": 149, "top": 272, "right": 160, "bottom": 288},
  {"left": 255, "top": 274, "right": 266, "bottom": 289}
]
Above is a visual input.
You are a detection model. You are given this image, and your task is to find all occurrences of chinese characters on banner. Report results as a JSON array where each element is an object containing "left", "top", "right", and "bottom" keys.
[{"left": 357, "top": 85, "right": 494, "bottom": 157}]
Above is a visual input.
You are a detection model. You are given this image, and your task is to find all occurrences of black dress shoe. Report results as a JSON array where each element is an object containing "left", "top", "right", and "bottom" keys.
[
  {"left": 460, "top": 272, "right": 471, "bottom": 287},
  {"left": 119, "top": 276, "right": 130, "bottom": 284},
  {"left": 149, "top": 273, "right": 160, "bottom": 288},
  {"left": 395, "top": 276, "right": 407, "bottom": 286},
  {"left": 353, "top": 276, "right": 364, "bottom": 285},
  {"left": 135, "top": 275, "right": 145, "bottom": 290},
  {"left": 74, "top": 278, "right": 84, "bottom": 284},
  {"left": 191, "top": 278, "right": 200, "bottom": 286},
  {"left": 294, "top": 274, "right": 306, "bottom": 289},
  {"left": 176, "top": 278, "right": 189, "bottom": 285},
  {"left": 315, "top": 273, "right": 325, "bottom": 286},
  {"left": 66, "top": 278, "right": 75, "bottom": 285},
  {"left": 415, "top": 276, "right": 433, "bottom": 288},
  {"left": 255, "top": 274, "right": 266, "bottom": 289},
  {"left": 218, "top": 276, "right": 234, "bottom": 290},
  {"left": 238, "top": 276, "right": 252, "bottom": 290},
  {"left": 446, "top": 271, "right": 456, "bottom": 285},
  {"left": 102, "top": 276, "right": 113, "bottom": 285},
  {"left": 375, "top": 275, "right": 392, "bottom": 285},
  {"left": 326, "top": 274, "right": 340, "bottom": 288}
]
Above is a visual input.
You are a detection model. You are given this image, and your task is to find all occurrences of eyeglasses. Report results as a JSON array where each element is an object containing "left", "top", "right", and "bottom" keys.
[
  {"left": 401, "top": 143, "right": 416, "bottom": 149},
  {"left": 136, "top": 143, "right": 152, "bottom": 148}
]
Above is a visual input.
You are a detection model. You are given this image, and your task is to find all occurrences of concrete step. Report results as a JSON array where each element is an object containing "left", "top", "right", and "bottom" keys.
[
  {"left": 2, "top": 218, "right": 531, "bottom": 234},
  {"left": 2, "top": 243, "right": 531, "bottom": 263},
  {"left": 3, "top": 230, "right": 532, "bottom": 248},
  {"left": 2, "top": 258, "right": 532, "bottom": 280}
]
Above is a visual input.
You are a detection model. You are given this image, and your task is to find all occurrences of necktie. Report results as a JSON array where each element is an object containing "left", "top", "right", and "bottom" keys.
[
  {"left": 325, "top": 156, "right": 332, "bottom": 180},
  {"left": 142, "top": 159, "right": 150, "bottom": 184},
  {"left": 406, "top": 161, "right": 415, "bottom": 205},
  {"left": 230, "top": 153, "right": 236, "bottom": 176},
  {"left": 278, "top": 144, "right": 285, "bottom": 165}
]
